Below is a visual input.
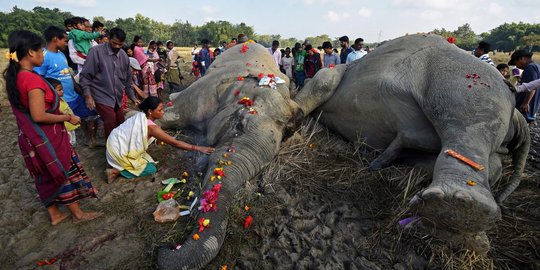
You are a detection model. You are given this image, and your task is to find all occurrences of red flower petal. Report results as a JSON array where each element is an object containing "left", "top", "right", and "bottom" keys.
[
  {"left": 243, "top": 215, "right": 253, "bottom": 229},
  {"left": 237, "top": 76, "right": 244, "bottom": 81},
  {"left": 234, "top": 90, "right": 240, "bottom": 96}
]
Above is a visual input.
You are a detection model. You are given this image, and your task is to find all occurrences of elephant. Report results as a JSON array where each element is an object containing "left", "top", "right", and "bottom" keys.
[{"left": 157, "top": 34, "right": 530, "bottom": 269}]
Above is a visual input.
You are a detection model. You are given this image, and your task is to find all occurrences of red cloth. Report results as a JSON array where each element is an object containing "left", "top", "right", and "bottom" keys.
[
  {"left": 17, "top": 72, "right": 55, "bottom": 110},
  {"left": 13, "top": 71, "right": 72, "bottom": 206}
]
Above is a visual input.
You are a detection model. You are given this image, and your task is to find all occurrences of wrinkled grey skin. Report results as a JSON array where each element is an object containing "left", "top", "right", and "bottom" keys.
[
  {"left": 157, "top": 35, "right": 529, "bottom": 269},
  {"left": 301, "top": 34, "right": 530, "bottom": 252},
  {"left": 157, "top": 43, "right": 309, "bottom": 270}
]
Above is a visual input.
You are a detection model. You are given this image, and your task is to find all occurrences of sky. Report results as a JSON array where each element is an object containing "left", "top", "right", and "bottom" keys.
[{"left": 2, "top": 0, "right": 540, "bottom": 42}]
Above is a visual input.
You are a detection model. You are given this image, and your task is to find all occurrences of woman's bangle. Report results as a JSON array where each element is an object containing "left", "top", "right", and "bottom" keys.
[
  {"left": 65, "top": 114, "right": 71, "bottom": 121},
  {"left": 191, "top": 145, "right": 196, "bottom": 151}
]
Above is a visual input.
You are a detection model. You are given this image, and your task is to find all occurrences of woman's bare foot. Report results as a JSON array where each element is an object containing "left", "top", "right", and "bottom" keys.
[
  {"left": 51, "top": 212, "right": 71, "bottom": 226},
  {"left": 105, "top": 168, "right": 120, "bottom": 183},
  {"left": 72, "top": 211, "right": 103, "bottom": 224}
]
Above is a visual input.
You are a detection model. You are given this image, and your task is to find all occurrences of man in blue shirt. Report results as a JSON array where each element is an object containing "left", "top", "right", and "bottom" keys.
[
  {"left": 510, "top": 50, "right": 540, "bottom": 123},
  {"left": 322, "top": 41, "right": 340, "bottom": 68},
  {"left": 34, "top": 26, "right": 99, "bottom": 147},
  {"left": 199, "top": 39, "right": 212, "bottom": 77}
]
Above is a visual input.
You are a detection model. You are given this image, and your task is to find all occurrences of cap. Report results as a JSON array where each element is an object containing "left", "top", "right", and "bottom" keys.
[
  {"left": 129, "top": 57, "right": 141, "bottom": 70},
  {"left": 508, "top": 49, "right": 533, "bottom": 66}
]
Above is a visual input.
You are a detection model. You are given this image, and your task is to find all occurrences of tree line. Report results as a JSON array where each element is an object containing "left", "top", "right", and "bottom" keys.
[{"left": 1, "top": 6, "right": 540, "bottom": 51}]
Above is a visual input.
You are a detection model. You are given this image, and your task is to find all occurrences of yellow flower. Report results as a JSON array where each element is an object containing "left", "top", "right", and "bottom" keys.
[
  {"left": 211, "top": 175, "right": 216, "bottom": 181},
  {"left": 187, "top": 191, "right": 195, "bottom": 199},
  {"left": 180, "top": 179, "right": 187, "bottom": 184},
  {"left": 5, "top": 51, "right": 18, "bottom": 62},
  {"left": 203, "top": 219, "right": 210, "bottom": 227},
  {"left": 466, "top": 180, "right": 477, "bottom": 186}
]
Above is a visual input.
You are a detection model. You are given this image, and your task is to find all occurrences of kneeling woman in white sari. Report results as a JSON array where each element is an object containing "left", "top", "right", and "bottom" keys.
[{"left": 105, "top": 97, "right": 215, "bottom": 183}]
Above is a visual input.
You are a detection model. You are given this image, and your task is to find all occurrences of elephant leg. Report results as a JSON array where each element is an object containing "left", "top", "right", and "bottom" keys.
[{"left": 369, "top": 134, "right": 403, "bottom": 171}]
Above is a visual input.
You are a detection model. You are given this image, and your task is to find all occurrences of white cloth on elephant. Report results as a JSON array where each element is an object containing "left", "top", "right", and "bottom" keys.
[{"left": 106, "top": 112, "right": 156, "bottom": 176}]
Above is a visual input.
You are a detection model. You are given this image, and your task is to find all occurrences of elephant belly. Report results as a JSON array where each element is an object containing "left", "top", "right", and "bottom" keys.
[{"left": 317, "top": 75, "right": 440, "bottom": 152}]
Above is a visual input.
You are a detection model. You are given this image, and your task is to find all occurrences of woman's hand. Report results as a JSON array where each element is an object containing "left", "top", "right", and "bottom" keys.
[{"left": 196, "top": 146, "right": 215, "bottom": 154}]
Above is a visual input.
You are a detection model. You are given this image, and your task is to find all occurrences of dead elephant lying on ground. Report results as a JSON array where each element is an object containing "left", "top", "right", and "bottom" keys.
[{"left": 157, "top": 34, "right": 530, "bottom": 269}]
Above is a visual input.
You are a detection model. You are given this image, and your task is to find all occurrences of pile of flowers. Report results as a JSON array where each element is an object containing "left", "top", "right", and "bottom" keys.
[{"left": 200, "top": 183, "right": 222, "bottom": 213}]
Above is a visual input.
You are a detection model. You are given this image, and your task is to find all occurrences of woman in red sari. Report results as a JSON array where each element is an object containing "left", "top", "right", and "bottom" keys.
[{"left": 3, "top": 30, "right": 102, "bottom": 225}]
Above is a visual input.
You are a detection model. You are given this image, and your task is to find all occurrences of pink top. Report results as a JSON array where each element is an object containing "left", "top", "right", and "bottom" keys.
[
  {"left": 133, "top": 46, "right": 148, "bottom": 66},
  {"left": 147, "top": 118, "right": 157, "bottom": 126}
]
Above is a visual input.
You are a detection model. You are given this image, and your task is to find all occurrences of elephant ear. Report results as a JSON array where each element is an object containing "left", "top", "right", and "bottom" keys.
[{"left": 294, "top": 64, "right": 347, "bottom": 116}]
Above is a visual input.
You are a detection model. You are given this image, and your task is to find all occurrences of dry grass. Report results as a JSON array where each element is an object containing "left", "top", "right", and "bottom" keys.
[{"left": 491, "top": 51, "right": 540, "bottom": 66}]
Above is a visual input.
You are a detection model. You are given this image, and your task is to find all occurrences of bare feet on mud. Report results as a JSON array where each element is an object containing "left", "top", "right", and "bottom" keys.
[
  {"left": 105, "top": 168, "right": 120, "bottom": 184},
  {"left": 51, "top": 212, "right": 71, "bottom": 226},
  {"left": 72, "top": 211, "right": 103, "bottom": 224}
]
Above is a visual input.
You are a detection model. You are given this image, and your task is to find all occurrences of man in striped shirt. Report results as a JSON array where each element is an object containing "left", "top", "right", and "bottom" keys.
[{"left": 474, "top": 41, "right": 495, "bottom": 66}]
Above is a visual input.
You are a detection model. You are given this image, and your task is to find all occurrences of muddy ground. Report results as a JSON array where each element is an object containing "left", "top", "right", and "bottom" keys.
[{"left": 1, "top": 78, "right": 540, "bottom": 270}]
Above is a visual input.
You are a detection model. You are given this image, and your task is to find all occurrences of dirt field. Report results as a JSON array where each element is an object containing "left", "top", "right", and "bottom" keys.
[{"left": 0, "top": 48, "right": 540, "bottom": 269}]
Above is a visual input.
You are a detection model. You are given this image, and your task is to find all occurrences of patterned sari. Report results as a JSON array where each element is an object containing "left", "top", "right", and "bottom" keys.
[{"left": 12, "top": 72, "right": 96, "bottom": 207}]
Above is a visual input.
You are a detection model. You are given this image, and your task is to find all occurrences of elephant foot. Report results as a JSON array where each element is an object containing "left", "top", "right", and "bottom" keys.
[{"left": 409, "top": 182, "right": 500, "bottom": 245}]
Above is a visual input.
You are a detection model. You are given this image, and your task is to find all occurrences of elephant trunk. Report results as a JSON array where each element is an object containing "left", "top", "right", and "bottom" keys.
[{"left": 158, "top": 118, "right": 283, "bottom": 270}]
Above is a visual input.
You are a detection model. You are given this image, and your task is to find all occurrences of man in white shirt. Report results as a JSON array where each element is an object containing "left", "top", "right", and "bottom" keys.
[
  {"left": 268, "top": 40, "right": 282, "bottom": 68},
  {"left": 346, "top": 38, "right": 367, "bottom": 64}
]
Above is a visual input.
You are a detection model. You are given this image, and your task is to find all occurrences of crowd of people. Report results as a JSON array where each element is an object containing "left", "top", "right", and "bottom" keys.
[
  {"left": 3, "top": 16, "right": 539, "bottom": 227},
  {"left": 474, "top": 40, "right": 540, "bottom": 125},
  {"left": 188, "top": 34, "right": 370, "bottom": 90},
  {"left": 2, "top": 18, "right": 215, "bottom": 226}
]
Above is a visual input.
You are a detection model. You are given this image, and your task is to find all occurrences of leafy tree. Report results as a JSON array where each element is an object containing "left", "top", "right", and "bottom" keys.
[
  {"left": 521, "top": 34, "right": 540, "bottom": 52},
  {"left": 170, "top": 20, "right": 196, "bottom": 46},
  {"left": 453, "top": 23, "right": 478, "bottom": 50}
]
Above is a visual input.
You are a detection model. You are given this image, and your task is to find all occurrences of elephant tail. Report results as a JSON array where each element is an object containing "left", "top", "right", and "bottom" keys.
[
  {"left": 157, "top": 192, "right": 231, "bottom": 270},
  {"left": 496, "top": 111, "right": 531, "bottom": 203}
]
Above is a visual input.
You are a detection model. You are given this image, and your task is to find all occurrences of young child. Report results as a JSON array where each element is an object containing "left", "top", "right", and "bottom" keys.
[
  {"left": 281, "top": 47, "right": 294, "bottom": 80},
  {"left": 496, "top": 63, "right": 510, "bottom": 79},
  {"left": 46, "top": 78, "right": 80, "bottom": 146},
  {"left": 67, "top": 17, "right": 102, "bottom": 61}
]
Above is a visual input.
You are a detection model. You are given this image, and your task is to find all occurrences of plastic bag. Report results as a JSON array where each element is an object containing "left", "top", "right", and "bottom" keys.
[{"left": 153, "top": 199, "right": 181, "bottom": 223}]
